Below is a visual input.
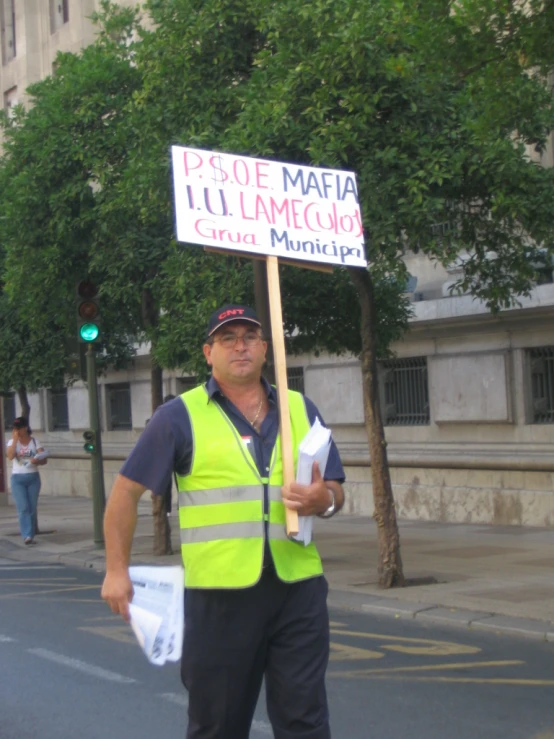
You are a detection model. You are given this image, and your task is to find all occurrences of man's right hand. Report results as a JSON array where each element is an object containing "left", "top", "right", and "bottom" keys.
[{"left": 101, "top": 570, "right": 134, "bottom": 622}]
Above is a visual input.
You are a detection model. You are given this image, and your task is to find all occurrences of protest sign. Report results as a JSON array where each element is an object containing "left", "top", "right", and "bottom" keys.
[{"left": 171, "top": 146, "right": 366, "bottom": 269}]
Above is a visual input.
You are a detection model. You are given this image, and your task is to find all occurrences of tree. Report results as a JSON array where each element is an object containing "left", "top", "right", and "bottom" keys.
[
  {"left": 225, "top": 0, "right": 554, "bottom": 586},
  {"left": 0, "top": 4, "right": 142, "bottom": 373}
]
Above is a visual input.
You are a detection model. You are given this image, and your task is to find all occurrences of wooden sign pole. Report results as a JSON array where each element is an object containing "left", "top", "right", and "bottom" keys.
[{"left": 265, "top": 255, "right": 299, "bottom": 537}]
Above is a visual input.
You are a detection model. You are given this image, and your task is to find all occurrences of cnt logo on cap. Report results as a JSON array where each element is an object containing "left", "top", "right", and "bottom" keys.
[{"left": 219, "top": 309, "right": 245, "bottom": 320}]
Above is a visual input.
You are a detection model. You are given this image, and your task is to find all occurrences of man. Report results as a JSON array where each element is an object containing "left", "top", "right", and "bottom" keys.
[{"left": 101, "top": 303, "right": 345, "bottom": 739}]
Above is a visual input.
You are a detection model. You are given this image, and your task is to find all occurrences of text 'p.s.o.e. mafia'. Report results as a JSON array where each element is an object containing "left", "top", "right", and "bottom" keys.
[{"left": 171, "top": 146, "right": 367, "bottom": 269}]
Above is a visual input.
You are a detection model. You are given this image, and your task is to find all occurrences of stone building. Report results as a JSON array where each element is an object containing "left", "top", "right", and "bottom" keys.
[{"left": 1, "top": 1, "right": 553, "bottom": 526}]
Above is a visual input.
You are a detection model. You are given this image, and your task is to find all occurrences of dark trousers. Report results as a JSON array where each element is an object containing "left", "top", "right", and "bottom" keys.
[{"left": 181, "top": 569, "right": 331, "bottom": 739}]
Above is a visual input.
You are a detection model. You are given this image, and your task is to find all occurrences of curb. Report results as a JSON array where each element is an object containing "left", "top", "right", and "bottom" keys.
[
  {"left": 3, "top": 538, "right": 554, "bottom": 643},
  {"left": 329, "top": 592, "right": 554, "bottom": 642}
]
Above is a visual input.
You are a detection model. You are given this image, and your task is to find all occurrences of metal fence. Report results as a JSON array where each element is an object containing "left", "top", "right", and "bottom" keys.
[
  {"left": 50, "top": 389, "right": 69, "bottom": 431},
  {"left": 379, "top": 357, "right": 430, "bottom": 426},
  {"left": 3, "top": 394, "right": 15, "bottom": 430},
  {"left": 527, "top": 346, "right": 554, "bottom": 424}
]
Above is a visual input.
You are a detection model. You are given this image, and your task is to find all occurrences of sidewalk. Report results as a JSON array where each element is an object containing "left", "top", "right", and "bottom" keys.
[{"left": 1, "top": 495, "right": 554, "bottom": 641}]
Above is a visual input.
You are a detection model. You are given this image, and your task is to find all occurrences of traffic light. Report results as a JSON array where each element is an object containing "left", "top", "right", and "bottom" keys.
[
  {"left": 77, "top": 280, "right": 101, "bottom": 343},
  {"left": 64, "top": 339, "right": 87, "bottom": 382},
  {"left": 83, "top": 429, "right": 97, "bottom": 454}
]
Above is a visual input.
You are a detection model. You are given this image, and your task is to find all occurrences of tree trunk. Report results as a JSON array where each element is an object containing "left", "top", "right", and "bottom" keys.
[
  {"left": 152, "top": 492, "right": 172, "bottom": 556},
  {"left": 151, "top": 362, "right": 163, "bottom": 415},
  {"left": 348, "top": 267, "right": 404, "bottom": 588},
  {"left": 141, "top": 288, "right": 171, "bottom": 554},
  {"left": 150, "top": 362, "right": 171, "bottom": 555},
  {"left": 17, "top": 386, "right": 30, "bottom": 419}
]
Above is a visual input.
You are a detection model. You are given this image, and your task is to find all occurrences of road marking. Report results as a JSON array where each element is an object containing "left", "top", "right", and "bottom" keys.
[
  {"left": 78, "top": 625, "right": 137, "bottom": 645},
  {"left": 380, "top": 642, "right": 481, "bottom": 656},
  {"left": 0, "top": 565, "right": 66, "bottom": 570},
  {"left": 0, "top": 634, "right": 15, "bottom": 642},
  {"left": 330, "top": 628, "right": 481, "bottom": 656},
  {"left": 330, "top": 643, "right": 384, "bottom": 661},
  {"left": 27, "top": 648, "right": 137, "bottom": 683},
  {"left": 0, "top": 578, "right": 76, "bottom": 584},
  {"left": 0, "top": 584, "right": 99, "bottom": 599},
  {"left": 329, "top": 659, "right": 525, "bottom": 678},
  {"left": 367, "top": 675, "right": 554, "bottom": 686},
  {"left": 252, "top": 719, "right": 273, "bottom": 735},
  {"left": 159, "top": 692, "right": 188, "bottom": 707}
]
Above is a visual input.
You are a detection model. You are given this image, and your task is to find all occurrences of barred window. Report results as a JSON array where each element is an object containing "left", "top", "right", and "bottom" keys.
[
  {"left": 287, "top": 367, "right": 305, "bottom": 394},
  {"left": 527, "top": 347, "right": 554, "bottom": 424},
  {"left": 1, "top": 0, "right": 16, "bottom": 64},
  {"left": 106, "top": 383, "right": 132, "bottom": 430},
  {"left": 50, "top": 0, "right": 69, "bottom": 33},
  {"left": 379, "top": 357, "right": 430, "bottom": 426},
  {"left": 3, "top": 393, "right": 15, "bottom": 430},
  {"left": 48, "top": 388, "right": 69, "bottom": 431}
]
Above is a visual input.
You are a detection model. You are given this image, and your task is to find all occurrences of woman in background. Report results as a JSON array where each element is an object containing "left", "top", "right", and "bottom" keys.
[{"left": 6, "top": 416, "right": 48, "bottom": 544}]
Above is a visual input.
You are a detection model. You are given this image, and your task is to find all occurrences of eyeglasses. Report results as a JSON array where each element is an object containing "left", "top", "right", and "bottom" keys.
[{"left": 212, "top": 331, "right": 263, "bottom": 349}]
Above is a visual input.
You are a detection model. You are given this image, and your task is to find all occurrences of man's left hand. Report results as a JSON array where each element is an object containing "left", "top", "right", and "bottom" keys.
[{"left": 282, "top": 462, "right": 333, "bottom": 516}]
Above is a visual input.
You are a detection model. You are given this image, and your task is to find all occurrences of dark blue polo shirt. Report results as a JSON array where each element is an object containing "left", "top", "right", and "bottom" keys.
[{"left": 121, "top": 376, "right": 345, "bottom": 494}]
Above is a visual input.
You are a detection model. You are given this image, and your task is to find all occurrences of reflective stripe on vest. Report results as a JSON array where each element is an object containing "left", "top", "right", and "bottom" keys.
[
  {"left": 180, "top": 521, "right": 289, "bottom": 544},
  {"left": 176, "top": 385, "right": 323, "bottom": 588},
  {"left": 177, "top": 484, "right": 284, "bottom": 508}
]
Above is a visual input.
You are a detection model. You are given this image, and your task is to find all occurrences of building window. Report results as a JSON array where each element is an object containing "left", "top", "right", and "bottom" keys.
[
  {"left": 50, "top": 0, "right": 69, "bottom": 33},
  {"left": 379, "top": 357, "right": 430, "bottom": 426},
  {"left": 107, "top": 383, "right": 132, "bottom": 430},
  {"left": 527, "top": 347, "right": 554, "bottom": 424},
  {"left": 48, "top": 389, "right": 69, "bottom": 431},
  {"left": 3, "top": 393, "right": 15, "bottom": 430},
  {"left": 3, "top": 85, "right": 17, "bottom": 116},
  {"left": 0, "top": 0, "right": 15, "bottom": 64},
  {"left": 287, "top": 367, "right": 305, "bottom": 394},
  {"left": 177, "top": 376, "right": 199, "bottom": 394}
]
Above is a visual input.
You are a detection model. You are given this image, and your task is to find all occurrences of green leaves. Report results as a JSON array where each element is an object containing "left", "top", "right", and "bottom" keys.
[{"left": 1, "top": 0, "right": 554, "bottom": 397}]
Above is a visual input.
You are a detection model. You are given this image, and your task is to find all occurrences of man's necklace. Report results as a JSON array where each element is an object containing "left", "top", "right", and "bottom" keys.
[{"left": 247, "top": 393, "right": 264, "bottom": 427}]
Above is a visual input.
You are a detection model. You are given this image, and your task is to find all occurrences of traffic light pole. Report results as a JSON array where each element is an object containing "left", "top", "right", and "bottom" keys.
[{"left": 86, "top": 345, "right": 106, "bottom": 548}]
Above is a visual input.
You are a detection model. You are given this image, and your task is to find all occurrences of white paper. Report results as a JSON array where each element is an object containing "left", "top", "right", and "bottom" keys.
[
  {"left": 292, "top": 418, "right": 332, "bottom": 546},
  {"left": 128, "top": 565, "right": 184, "bottom": 666}
]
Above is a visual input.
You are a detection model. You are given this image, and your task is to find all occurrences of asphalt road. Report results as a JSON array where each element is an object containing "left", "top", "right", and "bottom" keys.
[{"left": 2, "top": 561, "right": 554, "bottom": 739}]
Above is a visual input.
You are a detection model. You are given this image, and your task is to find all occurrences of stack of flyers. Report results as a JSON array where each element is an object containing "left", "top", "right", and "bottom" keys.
[{"left": 128, "top": 565, "right": 184, "bottom": 666}]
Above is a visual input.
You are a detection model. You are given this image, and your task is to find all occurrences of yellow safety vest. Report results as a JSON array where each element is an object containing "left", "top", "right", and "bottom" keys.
[{"left": 176, "top": 385, "right": 323, "bottom": 588}]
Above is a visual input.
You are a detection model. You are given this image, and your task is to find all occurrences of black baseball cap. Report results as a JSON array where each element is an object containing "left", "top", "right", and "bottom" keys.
[
  {"left": 12, "top": 417, "right": 28, "bottom": 429},
  {"left": 206, "top": 304, "right": 262, "bottom": 338}
]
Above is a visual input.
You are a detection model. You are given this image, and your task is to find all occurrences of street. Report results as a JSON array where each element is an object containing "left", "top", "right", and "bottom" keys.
[{"left": 2, "top": 561, "right": 554, "bottom": 739}]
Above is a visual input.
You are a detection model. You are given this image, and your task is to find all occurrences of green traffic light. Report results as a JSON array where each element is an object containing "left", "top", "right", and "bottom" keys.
[
  {"left": 79, "top": 323, "right": 100, "bottom": 342},
  {"left": 83, "top": 430, "right": 96, "bottom": 454}
]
